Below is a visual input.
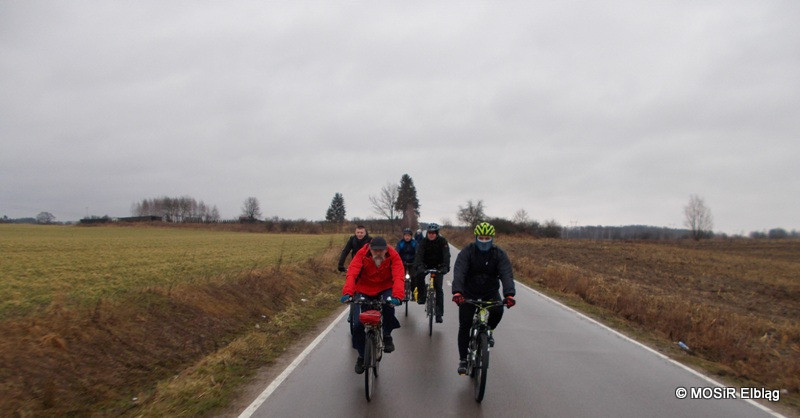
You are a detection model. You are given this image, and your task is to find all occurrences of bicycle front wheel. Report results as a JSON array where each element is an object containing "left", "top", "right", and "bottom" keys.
[
  {"left": 474, "top": 333, "right": 490, "bottom": 402},
  {"left": 364, "top": 332, "right": 376, "bottom": 401},
  {"left": 427, "top": 294, "right": 434, "bottom": 336}
]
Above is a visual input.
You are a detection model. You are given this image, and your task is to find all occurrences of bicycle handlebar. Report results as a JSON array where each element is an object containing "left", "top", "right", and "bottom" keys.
[
  {"left": 347, "top": 295, "right": 395, "bottom": 307},
  {"left": 463, "top": 299, "right": 506, "bottom": 308},
  {"left": 423, "top": 268, "right": 441, "bottom": 275}
]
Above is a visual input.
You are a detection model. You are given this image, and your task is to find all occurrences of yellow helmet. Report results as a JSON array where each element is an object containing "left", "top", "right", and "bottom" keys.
[{"left": 473, "top": 222, "right": 495, "bottom": 236}]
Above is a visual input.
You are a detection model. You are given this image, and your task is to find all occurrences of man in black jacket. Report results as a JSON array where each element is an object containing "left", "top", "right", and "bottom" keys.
[
  {"left": 337, "top": 225, "right": 371, "bottom": 272},
  {"left": 451, "top": 221, "right": 516, "bottom": 375},
  {"left": 413, "top": 223, "right": 451, "bottom": 322}
]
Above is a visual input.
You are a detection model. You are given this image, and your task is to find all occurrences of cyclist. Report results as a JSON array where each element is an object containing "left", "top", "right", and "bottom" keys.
[
  {"left": 337, "top": 225, "right": 371, "bottom": 272},
  {"left": 413, "top": 228, "right": 424, "bottom": 243},
  {"left": 340, "top": 237, "right": 405, "bottom": 374},
  {"left": 451, "top": 222, "right": 516, "bottom": 375},
  {"left": 396, "top": 227, "right": 417, "bottom": 270},
  {"left": 412, "top": 223, "right": 451, "bottom": 323}
]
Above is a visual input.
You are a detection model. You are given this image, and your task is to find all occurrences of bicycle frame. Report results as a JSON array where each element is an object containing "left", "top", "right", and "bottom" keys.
[
  {"left": 424, "top": 269, "right": 440, "bottom": 336},
  {"left": 351, "top": 296, "right": 391, "bottom": 401},
  {"left": 463, "top": 299, "right": 504, "bottom": 402}
]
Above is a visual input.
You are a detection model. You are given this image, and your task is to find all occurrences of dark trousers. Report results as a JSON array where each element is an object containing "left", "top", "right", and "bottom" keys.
[
  {"left": 415, "top": 271, "right": 444, "bottom": 317},
  {"left": 352, "top": 289, "right": 400, "bottom": 358},
  {"left": 457, "top": 293, "right": 504, "bottom": 359}
]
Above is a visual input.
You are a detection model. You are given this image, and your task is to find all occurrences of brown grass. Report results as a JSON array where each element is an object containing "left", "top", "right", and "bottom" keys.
[{"left": 463, "top": 235, "right": 800, "bottom": 409}]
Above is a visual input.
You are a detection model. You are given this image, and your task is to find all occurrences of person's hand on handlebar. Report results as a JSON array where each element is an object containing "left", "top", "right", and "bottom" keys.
[
  {"left": 503, "top": 295, "right": 516, "bottom": 308},
  {"left": 340, "top": 294, "right": 352, "bottom": 304},
  {"left": 452, "top": 293, "right": 464, "bottom": 305}
]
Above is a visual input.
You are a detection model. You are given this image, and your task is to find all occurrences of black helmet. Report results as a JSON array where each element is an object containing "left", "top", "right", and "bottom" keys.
[
  {"left": 403, "top": 228, "right": 412, "bottom": 235},
  {"left": 427, "top": 223, "right": 440, "bottom": 233}
]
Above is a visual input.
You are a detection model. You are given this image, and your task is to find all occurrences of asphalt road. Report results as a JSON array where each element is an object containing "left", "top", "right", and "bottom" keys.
[{"left": 239, "top": 245, "right": 784, "bottom": 418}]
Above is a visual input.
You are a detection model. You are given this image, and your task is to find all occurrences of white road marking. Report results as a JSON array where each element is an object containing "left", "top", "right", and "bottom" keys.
[
  {"left": 515, "top": 281, "right": 785, "bottom": 418},
  {"left": 237, "top": 307, "right": 349, "bottom": 418},
  {"left": 239, "top": 244, "right": 784, "bottom": 418}
]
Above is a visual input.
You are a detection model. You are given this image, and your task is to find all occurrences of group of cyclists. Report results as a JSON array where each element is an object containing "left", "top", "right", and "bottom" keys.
[{"left": 339, "top": 222, "right": 516, "bottom": 375}]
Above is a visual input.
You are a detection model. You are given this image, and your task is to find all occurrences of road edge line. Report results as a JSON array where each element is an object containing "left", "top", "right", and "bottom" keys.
[
  {"left": 237, "top": 307, "right": 349, "bottom": 418},
  {"left": 517, "top": 281, "right": 785, "bottom": 418}
]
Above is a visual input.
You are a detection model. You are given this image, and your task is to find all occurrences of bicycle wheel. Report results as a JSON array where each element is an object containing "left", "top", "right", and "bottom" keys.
[
  {"left": 474, "top": 333, "right": 490, "bottom": 402},
  {"left": 348, "top": 305, "right": 354, "bottom": 335},
  {"left": 404, "top": 282, "right": 410, "bottom": 317},
  {"left": 427, "top": 292, "right": 434, "bottom": 336},
  {"left": 364, "top": 332, "right": 375, "bottom": 401}
]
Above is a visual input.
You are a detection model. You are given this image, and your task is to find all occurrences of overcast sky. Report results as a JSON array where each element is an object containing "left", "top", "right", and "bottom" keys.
[{"left": 2, "top": 1, "right": 798, "bottom": 234}]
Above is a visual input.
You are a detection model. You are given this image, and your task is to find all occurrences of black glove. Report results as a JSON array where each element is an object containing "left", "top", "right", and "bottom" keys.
[{"left": 338, "top": 266, "right": 346, "bottom": 272}]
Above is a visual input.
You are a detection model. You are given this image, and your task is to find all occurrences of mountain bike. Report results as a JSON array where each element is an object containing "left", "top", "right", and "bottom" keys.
[
  {"left": 403, "top": 263, "right": 413, "bottom": 317},
  {"left": 463, "top": 298, "right": 505, "bottom": 402},
  {"left": 422, "top": 269, "right": 440, "bottom": 336},
  {"left": 351, "top": 296, "right": 392, "bottom": 402}
]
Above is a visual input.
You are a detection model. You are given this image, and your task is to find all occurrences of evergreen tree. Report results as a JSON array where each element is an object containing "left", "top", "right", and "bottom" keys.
[
  {"left": 326, "top": 193, "right": 346, "bottom": 223},
  {"left": 394, "top": 174, "right": 420, "bottom": 223}
]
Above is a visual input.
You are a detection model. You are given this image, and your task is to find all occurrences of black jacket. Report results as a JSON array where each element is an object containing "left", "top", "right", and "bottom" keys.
[
  {"left": 413, "top": 235, "right": 451, "bottom": 275},
  {"left": 338, "top": 234, "right": 372, "bottom": 269},
  {"left": 452, "top": 242, "right": 515, "bottom": 299}
]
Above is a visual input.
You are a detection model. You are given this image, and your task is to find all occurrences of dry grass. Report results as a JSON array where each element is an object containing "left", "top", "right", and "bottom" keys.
[
  {"left": 480, "top": 236, "right": 800, "bottom": 409},
  {"left": 0, "top": 224, "right": 345, "bottom": 416}
]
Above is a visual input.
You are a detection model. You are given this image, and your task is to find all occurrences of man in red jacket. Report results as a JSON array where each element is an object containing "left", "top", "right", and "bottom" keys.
[{"left": 341, "top": 237, "right": 405, "bottom": 374}]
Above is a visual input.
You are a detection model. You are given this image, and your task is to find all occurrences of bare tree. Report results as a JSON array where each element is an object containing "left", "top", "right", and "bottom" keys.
[
  {"left": 457, "top": 199, "right": 486, "bottom": 227},
  {"left": 36, "top": 212, "right": 56, "bottom": 224},
  {"left": 241, "top": 197, "right": 262, "bottom": 221},
  {"left": 512, "top": 208, "right": 530, "bottom": 225},
  {"left": 369, "top": 182, "right": 399, "bottom": 224},
  {"left": 683, "top": 194, "right": 713, "bottom": 240}
]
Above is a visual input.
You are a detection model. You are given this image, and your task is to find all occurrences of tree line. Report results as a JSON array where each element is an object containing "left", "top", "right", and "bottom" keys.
[
  {"left": 131, "top": 196, "right": 220, "bottom": 223},
  {"left": 5, "top": 183, "right": 797, "bottom": 241}
]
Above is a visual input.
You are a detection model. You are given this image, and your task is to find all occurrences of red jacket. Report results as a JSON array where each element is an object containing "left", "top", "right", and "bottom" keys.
[{"left": 342, "top": 244, "right": 405, "bottom": 299}]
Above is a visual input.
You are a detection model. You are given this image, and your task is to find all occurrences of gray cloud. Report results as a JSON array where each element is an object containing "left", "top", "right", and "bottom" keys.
[{"left": 2, "top": 1, "right": 798, "bottom": 234}]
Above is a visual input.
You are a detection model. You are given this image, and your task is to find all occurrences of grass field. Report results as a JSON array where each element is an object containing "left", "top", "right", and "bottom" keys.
[
  {"left": 0, "top": 224, "right": 346, "bottom": 416},
  {"left": 0, "top": 224, "right": 337, "bottom": 318}
]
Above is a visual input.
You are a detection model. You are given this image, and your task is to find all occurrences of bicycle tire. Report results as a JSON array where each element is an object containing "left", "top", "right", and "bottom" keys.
[
  {"left": 364, "top": 332, "right": 375, "bottom": 401},
  {"left": 427, "top": 292, "right": 434, "bottom": 337},
  {"left": 474, "top": 332, "right": 489, "bottom": 402},
  {"left": 468, "top": 337, "right": 477, "bottom": 378}
]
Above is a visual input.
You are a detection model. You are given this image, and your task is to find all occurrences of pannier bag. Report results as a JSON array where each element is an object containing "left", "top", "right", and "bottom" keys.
[{"left": 359, "top": 310, "right": 382, "bottom": 326}]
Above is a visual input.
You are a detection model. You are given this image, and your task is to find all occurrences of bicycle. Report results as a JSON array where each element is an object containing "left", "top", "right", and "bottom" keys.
[
  {"left": 463, "top": 298, "right": 506, "bottom": 403},
  {"left": 421, "top": 269, "right": 440, "bottom": 336},
  {"left": 403, "top": 263, "right": 413, "bottom": 317},
  {"left": 349, "top": 295, "right": 393, "bottom": 402}
]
